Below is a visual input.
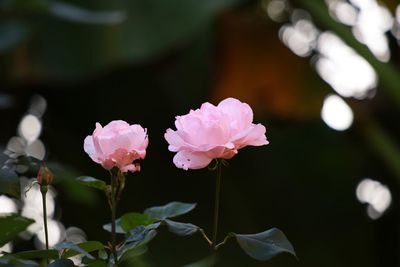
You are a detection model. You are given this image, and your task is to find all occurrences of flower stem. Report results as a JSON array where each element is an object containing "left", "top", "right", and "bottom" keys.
[
  {"left": 40, "top": 185, "right": 49, "bottom": 265},
  {"left": 110, "top": 174, "right": 118, "bottom": 265},
  {"left": 212, "top": 160, "right": 222, "bottom": 250}
]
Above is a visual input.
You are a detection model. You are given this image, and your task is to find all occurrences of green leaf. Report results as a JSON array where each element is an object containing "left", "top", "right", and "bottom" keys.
[
  {"left": 234, "top": 228, "right": 296, "bottom": 261},
  {"left": 48, "top": 259, "right": 75, "bottom": 267},
  {"left": 0, "top": 214, "right": 34, "bottom": 246},
  {"left": 118, "top": 223, "right": 160, "bottom": 261},
  {"left": 120, "top": 212, "right": 154, "bottom": 232},
  {"left": 102, "top": 218, "right": 125, "bottom": 234},
  {"left": 55, "top": 242, "right": 95, "bottom": 260},
  {"left": 76, "top": 176, "right": 107, "bottom": 191},
  {"left": 97, "top": 249, "right": 107, "bottom": 260},
  {"left": 61, "top": 241, "right": 104, "bottom": 259},
  {"left": 164, "top": 219, "right": 199, "bottom": 236},
  {"left": 144, "top": 202, "right": 196, "bottom": 220},
  {"left": 11, "top": 249, "right": 59, "bottom": 260},
  {"left": 125, "top": 223, "right": 160, "bottom": 244},
  {"left": 117, "top": 245, "right": 147, "bottom": 263}
]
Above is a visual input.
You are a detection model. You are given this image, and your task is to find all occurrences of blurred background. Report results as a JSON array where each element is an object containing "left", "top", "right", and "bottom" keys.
[{"left": 1, "top": 0, "right": 400, "bottom": 266}]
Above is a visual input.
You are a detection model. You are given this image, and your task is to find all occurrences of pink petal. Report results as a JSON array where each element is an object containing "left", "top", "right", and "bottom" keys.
[
  {"left": 121, "top": 163, "right": 140, "bottom": 173},
  {"left": 173, "top": 151, "right": 213, "bottom": 170},
  {"left": 239, "top": 124, "right": 269, "bottom": 148},
  {"left": 83, "top": 136, "right": 101, "bottom": 163},
  {"left": 218, "top": 98, "right": 253, "bottom": 131},
  {"left": 164, "top": 129, "right": 186, "bottom": 152}
]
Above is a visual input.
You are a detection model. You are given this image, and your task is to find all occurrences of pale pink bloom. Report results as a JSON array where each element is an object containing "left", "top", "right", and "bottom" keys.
[
  {"left": 165, "top": 98, "right": 268, "bottom": 170},
  {"left": 84, "top": 120, "right": 148, "bottom": 173}
]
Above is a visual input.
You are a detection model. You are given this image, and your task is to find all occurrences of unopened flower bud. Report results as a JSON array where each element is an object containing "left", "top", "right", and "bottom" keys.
[{"left": 37, "top": 166, "right": 53, "bottom": 186}]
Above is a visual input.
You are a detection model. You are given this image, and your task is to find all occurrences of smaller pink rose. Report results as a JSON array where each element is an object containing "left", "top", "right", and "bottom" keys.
[
  {"left": 84, "top": 120, "right": 148, "bottom": 173},
  {"left": 164, "top": 98, "right": 269, "bottom": 170}
]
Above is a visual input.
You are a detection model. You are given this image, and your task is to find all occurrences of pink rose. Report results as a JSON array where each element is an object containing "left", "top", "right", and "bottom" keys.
[
  {"left": 84, "top": 120, "right": 148, "bottom": 173},
  {"left": 164, "top": 98, "right": 268, "bottom": 170}
]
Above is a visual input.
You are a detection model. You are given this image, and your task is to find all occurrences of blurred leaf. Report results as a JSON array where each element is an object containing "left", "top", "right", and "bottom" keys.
[
  {"left": 118, "top": 0, "right": 240, "bottom": 61},
  {"left": 97, "top": 249, "right": 107, "bottom": 261},
  {"left": 117, "top": 245, "right": 147, "bottom": 263},
  {"left": 144, "top": 202, "right": 196, "bottom": 220},
  {"left": 102, "top": 218, "right": 125, "bottom": 234},
  {"left": 1, "top": 0, "right": 49, "bottom": 13},
  {"left": 5, "top": 0, "right": 240, "bottom": 80},
  {"left": 48, "top": 259, "right": 75, "bottom": 267},
  {"left": 85, "top": 260, "right": 107, "bottom": 267},
  {"left": 0, "top": 168, "right": 20, "bottom": 198},
  {"left": 49, "top": 2, "right": 125, "bottom": 25},
  {"left": 163, "top": 219, "right": 199, "bottom": 236},
  {"left": 120, "top": 212, "right": 154, "bottom": 232},
  {"left": 0, "top": 214, "right": 34, "bottom": 246},
  {"left": 11, "top": 249, "right": 59, "bottom": 260},
  {"left": 47, "top": 162, "right": 99, "bottom": 205},
  {"left": 234, "top": 228, "right": 296, "bottom": 261},
  {"left": 55, "top": 242, "right": 95, "bottom": 260},
  {"left": 0, "top": 21, "right": 31, "bottom": 53},
  {"left": 182, "top": 255, "right": 216, "bottom": 267},
  {"left": 76, "top": 176, "right": 107, "bottom": 191},
  {"left": 0, "top": 255, "right": 38, "bottom": 267},
  {"left": 61, "top": 241, "right": 104, "bottom": 259}
]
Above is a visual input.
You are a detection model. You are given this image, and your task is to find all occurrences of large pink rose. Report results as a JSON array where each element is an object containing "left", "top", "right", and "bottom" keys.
[
  {"left": 84, "top": 120, "right": 148, "bottom": 173},
  {"left": 164, "top": 98, "right": 268, "bottom": 170}
]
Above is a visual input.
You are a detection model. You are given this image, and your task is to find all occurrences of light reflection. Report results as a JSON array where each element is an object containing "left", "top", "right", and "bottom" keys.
[
  {"left": 18, "top": 114, "right": 42, "bottom": 143},
  {"left": 316, "top": 32, "right": 377, "bottom": 99},
  {"left": 65, "top": 227, "right": 87, "bottom": 244},
  {"left": 321, "top": 94, "right": 353, "bottom": 131},
  {"left": 263, "top": 0, "right": 287, "bottom": 22},
  {"left": 25, "top": 140, "right": 46, "bottom": 160},
  {"left": 6, "top": 136, "right": 27, "bottom": 157},
  {"left": 28, "top": 95, "right": 47, "bottom": 119},
  {"left": 328, "top": 0, "right": 393, "bottom": 62},
  {"left": 21, "top": 180, "right": 56, "bottom": 220},
  {"left": 20, "top": 178, "right": 57, "bottom": 244},
  {"left": 279, "top": 11, "right": 318, "bottom": 57},
  {"left": 66, "top": 227, "right": 87, "bottom": 265},
  {"left": 35, "top": 219, "right": 66, "bottom": 249},
  {"left": 327, "top": 0, "right": 357, "bottom": 26},
  {"left": 356, "top": 178, "right": 391, "bottom": 219},
  {"left": 0, "top": 195, "right": 18, "bottom": 214},
  {"left": 0, "top": 243, "right": 12, "bottom": 254},
  {"left": 352, "top": 1, "right": 392, "bottom": 62},
  {"left": 5, "top": 95, "right": 47, "bottom": 163}
]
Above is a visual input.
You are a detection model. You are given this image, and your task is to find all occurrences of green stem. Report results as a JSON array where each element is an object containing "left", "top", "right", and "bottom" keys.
[
  {"left": 110, "top": 174, "right": 118, "bottom": 265},
  {"left": 212, "top": 161, "right": 222, "bottom": 250},
  {"left": 215, "top": 233, "right": 233, "bottom": 250},
  {"left": 40, "top": 185, "right": 49, "bottom": 265},
  {"left": 361, "top": 119, "right": 400, "bottom": 180}
]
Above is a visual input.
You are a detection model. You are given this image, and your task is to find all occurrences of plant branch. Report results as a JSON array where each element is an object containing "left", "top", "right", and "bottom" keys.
[
  {"left": 40, "top": 185, "right": 49, "bottom": 265},
  {"left": 212, "top": 160, "right": 222, "bottom": 250}
]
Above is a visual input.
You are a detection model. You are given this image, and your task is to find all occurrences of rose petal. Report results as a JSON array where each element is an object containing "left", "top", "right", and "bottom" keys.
[{"left": 173, "top": 151, "right": 213, "bottom": 170}]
